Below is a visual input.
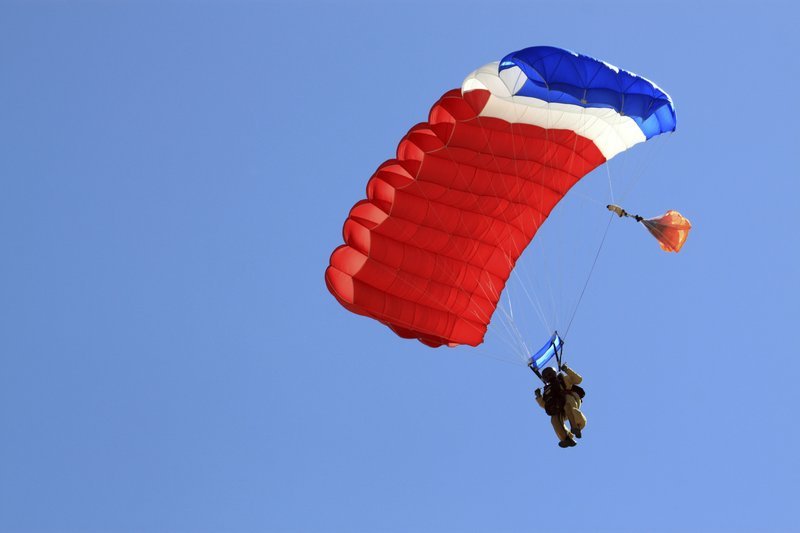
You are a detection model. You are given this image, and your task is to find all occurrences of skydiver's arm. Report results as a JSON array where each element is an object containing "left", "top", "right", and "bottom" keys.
[
  {"left": 535, "top": 389, "right": 545, "bottom": 409},
  {"left": 562, "top": 365, "right": 583, "bottom": 387}
]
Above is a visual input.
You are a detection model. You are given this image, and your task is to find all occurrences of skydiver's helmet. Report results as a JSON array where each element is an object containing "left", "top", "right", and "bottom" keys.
[{"left": 541, "top": 367, "right": 558, "bottom": 383}]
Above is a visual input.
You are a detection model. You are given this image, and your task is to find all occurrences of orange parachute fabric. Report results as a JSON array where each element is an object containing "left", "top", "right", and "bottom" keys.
[{"left": 641, "top": 210, "right": 692, "bottom": 253}]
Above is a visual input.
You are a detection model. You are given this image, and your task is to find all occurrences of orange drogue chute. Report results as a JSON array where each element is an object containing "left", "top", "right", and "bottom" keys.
[
  {"left": 608, "top": 205, "right": 692, "bottom": 253},
  {"left": 642, "top": 210, "right": 692, "bottom": 252}
]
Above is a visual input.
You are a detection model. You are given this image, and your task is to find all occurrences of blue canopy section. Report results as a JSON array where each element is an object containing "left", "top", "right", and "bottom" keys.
[
  {"left": 499, "top": 46, "right": 677, "bottom": 139},
  {"left": 528, "top": 332, "right": 563, "bottom": 370}
]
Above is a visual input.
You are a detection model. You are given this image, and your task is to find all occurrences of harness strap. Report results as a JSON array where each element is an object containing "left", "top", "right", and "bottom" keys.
[
  {"left": 553, "top": 338, "right": 562, "bottom": 370},
  {"left": 528, "top": 362, "right": 543, "bottom": 381}
]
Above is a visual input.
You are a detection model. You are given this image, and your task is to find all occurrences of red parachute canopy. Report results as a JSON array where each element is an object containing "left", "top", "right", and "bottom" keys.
[
  {"left": 642, "top": 210, "right": 692, "bottom": 253},
  {"left": 325, "top": 89, "right": 606, "bottom": 348}
]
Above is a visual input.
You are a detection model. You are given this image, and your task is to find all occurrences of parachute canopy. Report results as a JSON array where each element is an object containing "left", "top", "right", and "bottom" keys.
[
  {"left": 608, "top": 204, "right": 692, "bottom": 252},
  {"left": 642, "top": 210, "right": 692, "bottom": 252},
  {"left": 325, "top": 46, "right": 677, "bottom": 348}
]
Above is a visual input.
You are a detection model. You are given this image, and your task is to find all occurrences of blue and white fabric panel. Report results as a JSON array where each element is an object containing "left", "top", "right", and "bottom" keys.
[
  {"left": 498, "top": 46, "right": 677, "bottom": 139},
  {"left": 529, "top": 332, "right": 563, "bottom": 370},
  {"left": 462, "top": 46, "right": 677, "bottom": 162}
]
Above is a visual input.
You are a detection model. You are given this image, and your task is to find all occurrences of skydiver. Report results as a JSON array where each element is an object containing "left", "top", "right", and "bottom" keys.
[{"left": 533, "top": 364, "right": 586, "bottom": 448}]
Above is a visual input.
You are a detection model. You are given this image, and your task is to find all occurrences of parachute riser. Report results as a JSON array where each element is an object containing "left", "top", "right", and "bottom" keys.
[
  {"left": 528, "top": 363, "right": 543, "bottom": 381},
  {"left": 528, "top": 331, "right": 565, "bottom": 384},
  {"left": 555, "top": 339, "right": 563, "bottom": 370}
]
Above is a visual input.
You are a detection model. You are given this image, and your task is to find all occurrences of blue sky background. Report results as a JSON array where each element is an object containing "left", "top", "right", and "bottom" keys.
[{"left": 2, "top": 1, "right": 799, "bottom": 532}]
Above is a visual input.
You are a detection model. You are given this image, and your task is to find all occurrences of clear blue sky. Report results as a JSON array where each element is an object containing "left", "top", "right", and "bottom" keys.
[{"left": 2, "top": 1, "right": 798, "bottom": 532}]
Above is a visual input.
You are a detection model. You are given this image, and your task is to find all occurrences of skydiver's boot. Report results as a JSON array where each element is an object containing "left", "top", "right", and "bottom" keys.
[
  {"left": 573, "top": 428, "right": 582, "bottom": 439},
  {"left": 558, "top": 437, "right": 577, "bottom": 448}
]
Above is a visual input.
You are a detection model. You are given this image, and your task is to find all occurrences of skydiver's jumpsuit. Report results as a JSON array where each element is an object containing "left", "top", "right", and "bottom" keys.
[{"left": 535, "top": 366, "right": 587, "bottom": 441}]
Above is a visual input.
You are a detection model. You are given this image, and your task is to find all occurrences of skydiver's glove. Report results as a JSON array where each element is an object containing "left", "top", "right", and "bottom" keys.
[
  {"left": 560, "top": 363, "right": 569, "bottom": 371},
  {"left": 535, "top": 388, "right": 542, "bottom": 397}
]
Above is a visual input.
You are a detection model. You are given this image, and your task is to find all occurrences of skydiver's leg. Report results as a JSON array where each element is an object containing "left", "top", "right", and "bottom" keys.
[
  {"left": 564, "top": 394, "right": 586, "bottom": 436},
  {"left": 550, "top": 414, "right": 573, "bottom": 443}
]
